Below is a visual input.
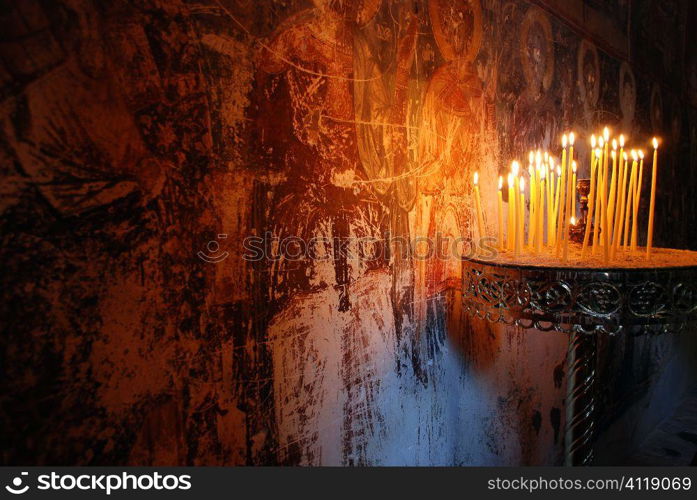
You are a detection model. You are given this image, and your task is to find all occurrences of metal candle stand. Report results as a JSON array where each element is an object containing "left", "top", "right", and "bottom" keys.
[{"left": 461, "top": 180, "right": 697, "bottom": 465}]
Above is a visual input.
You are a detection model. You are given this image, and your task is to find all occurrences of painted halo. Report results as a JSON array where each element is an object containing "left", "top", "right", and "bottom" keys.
[
  {"left": 650, "top": 83, "right": 663, "bottom": 133},
  {"left": 519, "top": 6, "right": 554, "bottom": 95},
  {"left": 428, "top": 0, "right": 483, "bottom": 62},
  {"left": 619, "top": 61, "right": 636, "bottom": 128},
  {"left": 577, "top": 39, "right": 600, "bottom": 108}
]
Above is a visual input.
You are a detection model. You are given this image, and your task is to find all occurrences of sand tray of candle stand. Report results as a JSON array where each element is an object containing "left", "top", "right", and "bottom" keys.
[{"left": 461, "top": 246, "right": 697, "bottom": 335}]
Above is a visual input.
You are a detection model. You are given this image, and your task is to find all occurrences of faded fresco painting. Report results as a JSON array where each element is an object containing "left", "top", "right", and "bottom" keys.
[{"left": 1, "top": 0, "right": 696, "bottom": 466}]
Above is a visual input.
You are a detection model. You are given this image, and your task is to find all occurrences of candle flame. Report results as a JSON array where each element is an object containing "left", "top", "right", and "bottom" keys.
[
  {"left": 631, "top": 149, "right": 638, "bottom": 161},
  {"left": 623, "top": 151, "right": 628, "bottom": 160},
  {"left": 591, "top": 134, "right": 596, "bottom": 148},
  {"left": 612, "top": 139, "right": 617, "bottom": 150},
  {"left": 512, "top": 161, "right": 520, "bottom": 176},
  {"left": 528, "top": 165, "right": 533, "bottom": 177},
  {"left": 638, "top": 150, "right": 644, "bottom": 160},
  {"left": 652, "top": 137, "right": 659, "bottom": 149},
  {"left": 611, "top": 150, "right": 616, "bottom": 158},
  {"left": 528, "top": 151, "right": 534, "bottom": 164},
  {"left": 562, "top": 134, "right": 568, "bottom": 147},
  {"left": 569, "top": 132, "right": 575, "bottom": 145},
  {"left": 556, "top": 166, "right": 561, "bottom": 176},
  {"left": 598, "top": 137, "right": 604, "bottom": 148},
  {"left": 520, "top": 178, "right": 525, "bottom": 192},
  {"left": 549, "top": 157, "right": 555, "bottom": 168},
  {"left": 572, "top": 161, "right": 577, "bottom": 173},
  {"left": 603, "top": 127, "right": 609, "bottom": 141},
  {"left": 535, "top": 150, "right": 542, "bottom": 166},
  {"left": 540, "top": 167, "right": 546, "bottom": 180},
  {"left": 508, "top": 173, "right": 514, "bottom": 188},
  {"left": 474, "top": 171, "right": 479, "bottom": 185},
  {"left": 595, "top": 148, "right": 602, "bottom": 157},
  {"left": 498, "top": 175, "right": 503, "bottom": 190},
  {"left": 619, "top": 134, "right": 625, "bottom": 147},
  {"left": 571, "top": 216, "right": 576, "bottom": 225}
]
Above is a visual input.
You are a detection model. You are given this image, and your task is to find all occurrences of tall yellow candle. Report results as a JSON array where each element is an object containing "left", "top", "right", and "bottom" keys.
[
  {"left": 612, "top": 152, "right": 629, "bottom": 257},
  {"left": 547, "top": 159, "right": 554, "bottom": 247},
  {"left": 647, "top": 138, "right": 659, "bottom": 257},
  {"left": 556, "top": 135, "right": 568, "bottom": 254},
  {"left": 498, "top": 176, "right": 504, "bottom": 251},
  {"left": 601, "top": 129, "right": 610, "bottom": 256},
  {"left": 528, "top": 164, "right": 536, "bottom": 247},
  {"left": 581, "top": 154, "right": 598, "bottom": 258},
  {"left": 564, "top": 133, "right": 575, "bottom": 250},
  {"left": 571, "top": 161, "right": 577, "bottom": 220},
  {"left": 508, "top": 172, "right": 516, "bottom": 251},
  {"left": 623, "top": 151, "right": 638, "bottom": 248},
  {"left": 592, "top": 142, "right": 604, "bottom": 254},
  {"left": 516, "top": 177, "right": 525, "bottom": 257},
  {"left": 553, "top": 165, "right": 561, "bottom": 247},
  {"left": 536, "top": 168, "right": 545, "bottom": 253},
  {"left": 607, "top": 141, "right": 618, "bottom": 243},
  {"left": 631, "top": 151, "right": 645, "bottom": 251}
]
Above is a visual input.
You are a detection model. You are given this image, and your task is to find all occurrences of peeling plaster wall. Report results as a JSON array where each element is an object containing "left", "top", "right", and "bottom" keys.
[{"left": 1, "top": 0, "right": 696, "bottom": 466}]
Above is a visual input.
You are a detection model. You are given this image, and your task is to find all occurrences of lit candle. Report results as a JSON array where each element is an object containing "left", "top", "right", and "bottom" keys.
[
  {"left": 647, "top": 138, "right": 659, "bottom": 257},
  {"left": 581, "top": 153, "right": 598, "bottom": 258},
  {"left": 623, "top": 150, "right": 638, "bottom": 249},
  {"left": 537, "top": 167, "right": 545, "bottom": 253},
  {"left": 556, "top": 134, "right": 568, "bottom": 254},
  {"left": 553, "top": 165, "right": 561, "bottom": 247},
  {"left": 498, "top": 176, "right": 504, "bottom": 251},
  {"left": 592, "top": 140, "right": 604, "bottom": 254},
  {"left": 508, "top": 171, "right": 516, "bottom": 252},
  {"left": 516, "top": 177, "right": 525, "bottom": 257},
  {"left": 562, "top": 133, "right": 575, "bottom": 256},
  {"left": 547, "top": 158, "right": 555, "bottom": 246},
  {"left": 631, "top": 150, "right": 644, "bottom": 251},
  {"left": 601, "top": 128, "right": 610, "bottom": 257},
  {"left": 571, "top": 161, "right": 577, "bottom": 220},
  {"left": 613, "top": 151, "right": 629, "bottom": 257},
  {"left": 607, "top": 140, "right": 618, "bottom": 244}
]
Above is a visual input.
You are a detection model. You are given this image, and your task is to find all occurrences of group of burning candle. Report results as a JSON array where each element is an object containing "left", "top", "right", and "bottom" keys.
[{"left": 472, "top": 127, "right": 660, "bottom": 263}]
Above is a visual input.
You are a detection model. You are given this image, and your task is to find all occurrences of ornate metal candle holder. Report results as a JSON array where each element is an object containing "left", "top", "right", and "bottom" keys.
[{"left": 461, "top": 255, "right": 697, "bottom": 466}]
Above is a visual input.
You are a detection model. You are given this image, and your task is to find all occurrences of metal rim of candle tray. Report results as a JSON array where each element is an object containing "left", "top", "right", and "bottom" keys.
[
  {"left": 460, "top": 257, "right": 697, "bottom": 466},
  {"left": 461, "top": 257, "right": 697, "bottom": 335}
]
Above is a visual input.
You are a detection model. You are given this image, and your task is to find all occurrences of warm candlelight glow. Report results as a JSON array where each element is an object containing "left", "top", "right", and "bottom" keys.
[
  {"left": 492, "top": 131, "right": 664, "bottom": 264},
  {"left": 474, "top": 171, "right": 479, "bottom": 185}
]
